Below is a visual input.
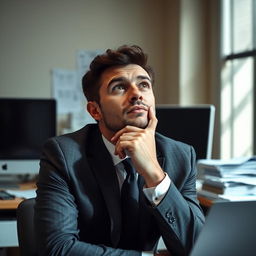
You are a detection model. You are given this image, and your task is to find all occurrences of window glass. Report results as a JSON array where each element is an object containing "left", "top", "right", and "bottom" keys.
[
  {"left": 222, "top": 0, "right": 231, "bottom": 55},
  {"left": 221, "top": 0, "right": 255, "bottom": 158},
  {"left": 233, "top": 0, "right": 253, "bottom": 53}
]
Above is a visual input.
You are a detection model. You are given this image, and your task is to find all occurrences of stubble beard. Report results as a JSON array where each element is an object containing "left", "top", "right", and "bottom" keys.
[
  {"left": 102, "top": 112, "right": 149, "bottom": 133},
  {"left": 99, "top": 100, "right": 150, "bottom": 133}
]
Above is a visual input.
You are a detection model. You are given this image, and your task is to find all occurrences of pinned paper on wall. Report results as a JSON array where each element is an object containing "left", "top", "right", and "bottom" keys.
[
  {"left": 76, "top": 49, "right": 104, "bottom": 85},
  {"left": 68, "top": 50, "right": 103, "bottom": 130},
  {"left": 52, "top": 68, "right": 79, "bottom": 114},
  {"left": 51, "top": 50, "right": 103, "bottom": 133}
]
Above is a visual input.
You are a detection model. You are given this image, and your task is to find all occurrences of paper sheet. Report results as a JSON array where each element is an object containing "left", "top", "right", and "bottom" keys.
[
  {"left": 6, "top": 189, "right": 36, "bottom": 199},
  {"left": 52, "top": 68, "right": 80, "bottom": 114},
  {"left": 51, "top": 50, "right": 103, "bottom": 132}
]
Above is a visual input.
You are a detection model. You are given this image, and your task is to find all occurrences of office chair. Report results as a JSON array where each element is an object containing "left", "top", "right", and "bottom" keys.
[{"left": 16, "top": 198, "right": 37, "bottom": 256}]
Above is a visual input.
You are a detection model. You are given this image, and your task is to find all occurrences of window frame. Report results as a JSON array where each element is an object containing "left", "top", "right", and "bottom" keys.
[{"left": 221, "top": 0, "right": 256, "bottom": 157}]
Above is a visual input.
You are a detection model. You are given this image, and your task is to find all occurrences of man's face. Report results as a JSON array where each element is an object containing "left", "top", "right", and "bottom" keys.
[{"left": 95, "top": 64, "right": 155, "bottom": 137}]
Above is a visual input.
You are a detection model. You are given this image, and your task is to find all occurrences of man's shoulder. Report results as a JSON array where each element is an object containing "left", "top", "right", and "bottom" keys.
[
  {"left": 155, "top": 132, "right": 195, "bottom": 158},
  {"left": 61, "top": 123, "right": 98, "bottom": 138},
  {"left": 155, "top": 132, "right": 190, "bottom": 149},
  {"left": 46, "top": 123, "right": 99, "bottom": 147},
  {"left": 155, "top": 132, "right": 196, "bottom": 168}
]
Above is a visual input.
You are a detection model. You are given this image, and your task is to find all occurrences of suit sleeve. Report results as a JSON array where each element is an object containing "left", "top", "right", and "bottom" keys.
[
  {"left": 34, "top": 138, "right": 141, "bottom": 256},
  {"left": 148, "top": 145, "right": 205, "bottom": 256}
]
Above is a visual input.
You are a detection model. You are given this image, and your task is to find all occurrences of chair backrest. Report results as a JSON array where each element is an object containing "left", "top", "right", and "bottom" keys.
[{"left": 16, "top": 198, "right": 37, "bottom": 256}]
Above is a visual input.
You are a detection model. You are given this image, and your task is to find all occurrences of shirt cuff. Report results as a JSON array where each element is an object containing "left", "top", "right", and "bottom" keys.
[{"left": 143, "top": 172, "right": 171, "bottom": 205}]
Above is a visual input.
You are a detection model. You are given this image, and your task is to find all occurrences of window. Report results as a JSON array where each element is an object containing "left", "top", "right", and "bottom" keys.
[{"left": 221, "top": 0, "right": 256, "bottom": 158}]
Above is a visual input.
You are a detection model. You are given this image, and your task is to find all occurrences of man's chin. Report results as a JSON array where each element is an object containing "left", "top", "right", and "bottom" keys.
[
  {"left": 125, "top": 119, "right": 148, "bottom": 129},
  {"left": 124, "top": 112, "right": 149, "bottom": 128}
]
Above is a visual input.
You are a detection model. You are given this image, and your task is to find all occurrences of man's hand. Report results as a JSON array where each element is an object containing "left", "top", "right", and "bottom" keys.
[{"left": 111, "top": 106, "right": 165, "bottom": 187}]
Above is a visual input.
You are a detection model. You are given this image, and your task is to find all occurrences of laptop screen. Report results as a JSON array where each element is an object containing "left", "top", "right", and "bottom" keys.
[{"left": 190, "top": 200, "right": 256, "bottom": 256}]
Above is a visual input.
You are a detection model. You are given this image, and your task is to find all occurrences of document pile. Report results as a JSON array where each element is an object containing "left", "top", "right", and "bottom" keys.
[{"left": 197, "top": 156, "right": 256, "bottom": 201}]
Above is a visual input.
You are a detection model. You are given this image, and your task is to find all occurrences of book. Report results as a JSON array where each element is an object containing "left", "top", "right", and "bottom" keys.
[
  {"left": 197, "top": 189, "right": 256, "bottom": 202},
  {"left": 202, "top": 175, "right": 256, "bottom": 186},
  {"left": 202, "top": 182, "right": 256, "bottom": 195},
  {"left": 197, "top": 156, "right": 256, "bottom": 202},
  {"left": 197, "top": 156, "right": 256, "bottom": 178}
]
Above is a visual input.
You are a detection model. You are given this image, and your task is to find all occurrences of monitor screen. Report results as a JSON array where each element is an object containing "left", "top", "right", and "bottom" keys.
[
  {"left": 156, "top": 105, "right": 215, "bottom": 160},
  {"left": 0, "top": 98, "right": 56, "bottom": 175}
]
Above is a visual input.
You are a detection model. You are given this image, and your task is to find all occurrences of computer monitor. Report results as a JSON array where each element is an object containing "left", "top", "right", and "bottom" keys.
[
  {"left": 0, "top": 98, "right": 56, "bottom": 175},
  {"left": 155, "top": 105, "right": 215, "bottom": 160}
]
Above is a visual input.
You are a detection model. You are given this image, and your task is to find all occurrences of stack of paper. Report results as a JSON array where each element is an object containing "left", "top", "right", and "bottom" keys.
[{"left": 197, "top": 156, "right": 256, "bottom": 201}]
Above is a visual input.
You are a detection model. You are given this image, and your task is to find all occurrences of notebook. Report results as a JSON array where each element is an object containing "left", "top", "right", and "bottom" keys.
[{"left": 190, "top": 200, "right": 256, "bottom": 256}]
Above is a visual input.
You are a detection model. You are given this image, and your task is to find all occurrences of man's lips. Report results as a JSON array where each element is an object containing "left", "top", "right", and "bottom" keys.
[{"left": 126, "top": 106, "right": 148, "bottom": 114}]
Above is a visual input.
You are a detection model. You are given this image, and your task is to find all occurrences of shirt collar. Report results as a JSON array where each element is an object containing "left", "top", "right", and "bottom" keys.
[{"left": 102, "top": 135, "right": 123, "bottom": 166}]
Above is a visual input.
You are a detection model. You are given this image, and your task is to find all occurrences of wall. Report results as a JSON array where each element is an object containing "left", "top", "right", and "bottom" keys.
[
  {"left": 180, "top": 0, "right": 208, "bottom": 104},
  {"left": 0, "top": 0, "right": 167, "bottom": 102},
  {"left": 161, "top": 0, "right": 181, "bottom": 104},
  {"left": 0, "top": 0, "right": 221, "bottom": 156}
]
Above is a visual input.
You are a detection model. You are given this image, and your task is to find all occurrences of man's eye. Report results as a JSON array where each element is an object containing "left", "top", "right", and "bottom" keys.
[
  {"left": 112, "top": 84, "right": 126, "bottom": 92},
  {"left": 139, "top": 82, "right": 150, "bottom": 89}
]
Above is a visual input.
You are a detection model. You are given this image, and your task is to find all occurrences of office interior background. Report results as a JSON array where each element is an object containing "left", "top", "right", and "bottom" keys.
[{"left": 0, "top": 0, "right": 255, "bottom": 160}]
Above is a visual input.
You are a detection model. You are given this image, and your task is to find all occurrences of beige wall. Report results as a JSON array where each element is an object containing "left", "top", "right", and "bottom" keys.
[
  {"left": 0, "top": 0, "right": 167, "bottom": 101},
  {"left": 0, "top": 0, "right": 217, "bottom": 104},
  {"left": 180, "top": 0, "right": 208, "bottom": 104},
  {"left": 0, "top": 0, "right": 220, "bottom": 155}
]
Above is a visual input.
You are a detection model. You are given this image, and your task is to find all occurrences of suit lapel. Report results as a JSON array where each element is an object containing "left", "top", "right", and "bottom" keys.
[{"left": 87, "top": 129, "right": 122, "bottom": 247}]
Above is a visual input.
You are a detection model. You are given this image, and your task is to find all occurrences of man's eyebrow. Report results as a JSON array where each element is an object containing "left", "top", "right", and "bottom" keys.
[
  {"left": 108, "top": 77, "right": 126, "bottom": 87},
  {"left": 137, "top": 75, "right": 152, "bottom": 82},
  {"left": 107, "top": 75, "right": 152, "bottom": 88}
]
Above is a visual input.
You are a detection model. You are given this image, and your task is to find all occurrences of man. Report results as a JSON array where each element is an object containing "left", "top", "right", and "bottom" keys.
[{"left": 34, "top": 45, "right": 205, "bottom": 256}]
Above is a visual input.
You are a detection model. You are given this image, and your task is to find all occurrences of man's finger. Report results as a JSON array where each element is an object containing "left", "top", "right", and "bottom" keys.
[
  {"left": 111, "top": 126, "right": 141, "bottom": 143},
  {"left": 147, "top": 106, "right": 158, "bottom": 131}
]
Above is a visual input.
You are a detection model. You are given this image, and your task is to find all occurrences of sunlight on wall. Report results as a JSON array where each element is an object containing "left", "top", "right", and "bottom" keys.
[
  {"left": 221, "top": 58, "right": 253, "bottom": 158},
  {"left": 221, "top": 62, "right": 232, "bottom": 158},
  {"left": 233, "top": 58, "right": 253, "bottom": 156}
]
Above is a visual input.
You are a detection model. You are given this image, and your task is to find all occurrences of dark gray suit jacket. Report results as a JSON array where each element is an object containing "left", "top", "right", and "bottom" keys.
[{"left": 34, "top": 124, "right": 204, "bottom": 256}]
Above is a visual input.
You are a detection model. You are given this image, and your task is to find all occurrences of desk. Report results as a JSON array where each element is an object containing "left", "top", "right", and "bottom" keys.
[
  {"left": 198, "top": 196, "right": 213, "bottom": 208},
  {"left": 0, "top": 182, "right": 36, "bottom": 248},
  {"left": 0, "top": 198, "right": 23, "bottom": 210}
]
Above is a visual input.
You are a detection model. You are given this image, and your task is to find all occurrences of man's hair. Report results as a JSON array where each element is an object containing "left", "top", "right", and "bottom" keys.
[{"left": 82, "top": 45, "right": 154, "bottom": 103}]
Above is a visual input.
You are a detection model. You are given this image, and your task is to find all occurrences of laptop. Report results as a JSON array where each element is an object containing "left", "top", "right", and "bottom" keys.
[{"left": 190, "top": 200, "right": 256, "bottom": 256}]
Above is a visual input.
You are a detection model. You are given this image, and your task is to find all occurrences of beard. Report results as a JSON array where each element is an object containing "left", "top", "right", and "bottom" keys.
[
  {"left": 98, "top": 99, "right": 151, "bottom": 133},
  {"left": 101, "top": 111, "right": 149, "bottom": 133}
]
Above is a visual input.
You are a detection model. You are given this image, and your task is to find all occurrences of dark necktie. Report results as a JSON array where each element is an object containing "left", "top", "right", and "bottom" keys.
[{"left": 119, "top": 158, "right": 140, "bottom": 249}]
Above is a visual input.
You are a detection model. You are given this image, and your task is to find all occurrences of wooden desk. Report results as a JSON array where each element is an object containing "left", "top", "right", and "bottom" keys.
[
  {"left": 0, "top": 181, "right": 36, "bottom": 210},
  {"left": 0, "top": 198, "right": 24, "bottom": 210}
]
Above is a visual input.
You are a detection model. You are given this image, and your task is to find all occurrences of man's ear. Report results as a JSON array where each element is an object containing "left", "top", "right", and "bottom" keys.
[{"left": 87, "top": 101, "right": 102, "bottom": 121}]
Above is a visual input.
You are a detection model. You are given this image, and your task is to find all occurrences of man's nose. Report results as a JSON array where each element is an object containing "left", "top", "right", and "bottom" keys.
[{"left": 128, "top": 84, "right": 143, "bottom": 103}]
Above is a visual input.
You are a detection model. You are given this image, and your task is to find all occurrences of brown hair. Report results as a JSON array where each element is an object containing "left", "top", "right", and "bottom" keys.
[{"left": 82, "top": 45, "right": 154, "bottom": 103}]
